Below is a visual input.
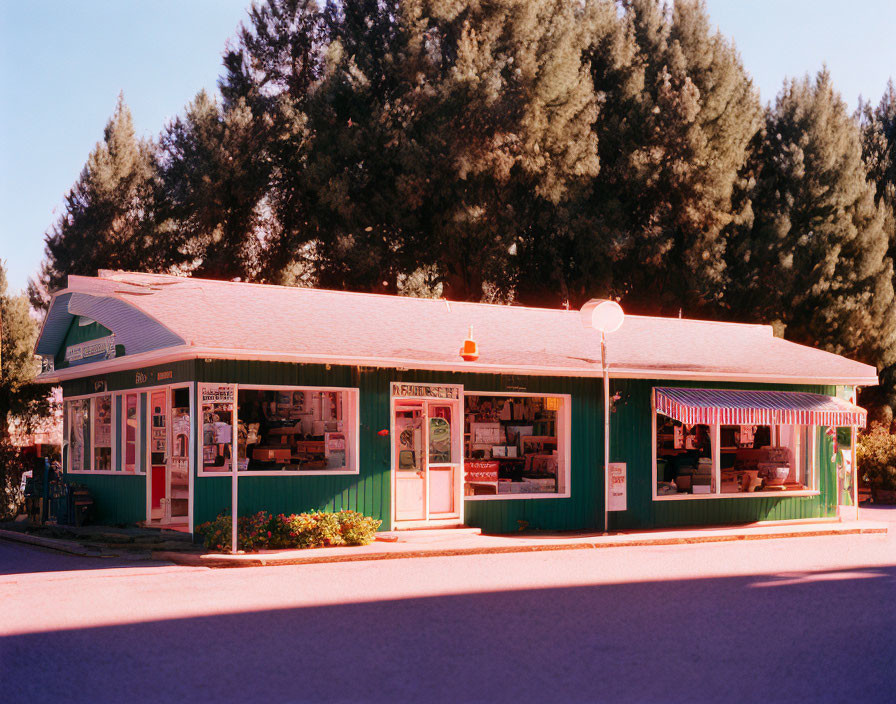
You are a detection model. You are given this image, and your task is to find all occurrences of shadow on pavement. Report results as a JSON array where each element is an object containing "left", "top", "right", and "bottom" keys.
[
  {"left": 0, "top": 539, "right": 172, "bottom": 576},
  {"left": 3, "top": 565, "right": 895, "bottom": 703}
]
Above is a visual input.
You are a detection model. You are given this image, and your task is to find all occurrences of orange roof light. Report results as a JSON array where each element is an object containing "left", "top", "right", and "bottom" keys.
[{"left": 460, "top": 325, "right": 479, "bottom": 362}]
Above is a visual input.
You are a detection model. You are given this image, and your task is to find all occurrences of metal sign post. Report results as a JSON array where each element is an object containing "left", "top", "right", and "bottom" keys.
[{"left": 580, "top": 299, "right": 625, "bottom": 535}]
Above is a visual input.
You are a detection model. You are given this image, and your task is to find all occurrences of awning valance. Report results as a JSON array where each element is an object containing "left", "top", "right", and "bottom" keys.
[{"left": 654, "top": 387, "right": 866, "bottom": 428}]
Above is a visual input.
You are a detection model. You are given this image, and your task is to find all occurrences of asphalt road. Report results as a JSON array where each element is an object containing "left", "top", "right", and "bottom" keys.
[{"left": 2, "top": 507, "right": 896, "bottom": 704}]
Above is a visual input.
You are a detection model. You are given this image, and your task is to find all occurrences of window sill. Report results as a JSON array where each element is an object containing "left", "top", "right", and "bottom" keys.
[
  {"left": 67, "top": 470, "right": 146, "bottom": 476},
  {"left": 653, "top": 490, "right": 819, "bottom": 501},
  {"left": 198, "top": 470, "right": 359, "bottom": 477},
  {"left": 465, "top": 492, "right": 571, "bottom": 501}
]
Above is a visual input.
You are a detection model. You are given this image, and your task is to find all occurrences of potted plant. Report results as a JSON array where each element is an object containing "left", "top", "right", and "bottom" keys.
[{"left": 857, "top": 423, "right": 896, "bottom": 504}]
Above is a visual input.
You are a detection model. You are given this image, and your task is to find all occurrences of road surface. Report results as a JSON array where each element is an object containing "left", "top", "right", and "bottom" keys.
[{"left": 2, "top": 507, "right": 895, "bottom": 703}]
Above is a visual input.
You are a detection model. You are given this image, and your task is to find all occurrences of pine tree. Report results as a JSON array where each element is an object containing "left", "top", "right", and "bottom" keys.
[
  {"left": 729, "top": 70, "right": 896, "bottom": 394},
  {"left": 1, "top": 262, "right": 53, "bottom": 516},
  {"left": 860, "top": 80, "right": 896, "bottom": 259},
  {"left": 295, "top": 0, "right": 600, "bottom": 300},
  {"left": 861, "top": 80, "right": 896, "bottom": 211},
  {"left": 550, "top": 0, "right": 762, "bottom": 313},
  {"left": 1, "top": 262, "right": 50, "bottom": 441},
  {"left": 30, "top": 95, "right": 162, "bottom": 306},
  {"left": 218, "top": 0, "right": 325, "bottom": 284},
  {"left": 157, "top": 90, "right": 272, "bottom": 280}
]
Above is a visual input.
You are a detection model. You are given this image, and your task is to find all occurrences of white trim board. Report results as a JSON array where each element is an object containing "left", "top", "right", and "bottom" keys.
[{"left": 37, "top": 345, "right": 878, "bottom": 387}]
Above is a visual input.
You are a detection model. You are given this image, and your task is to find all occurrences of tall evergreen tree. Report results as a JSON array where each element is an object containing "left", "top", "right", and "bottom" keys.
[
  {"left": 517, "top": 0, "right": 762, "bottom": 311},
  {"left": 297, "top": 0, "right": 600, "bottom": 300},
  {"left": 157, "top": 90, "right": 272, "bottom": 280},
  {"left": 1, "top": 262, "right": 50, "bottom": 442},
  {"left": 218, "top": 0, "right": 325, "bottom": 284},
  {"left": 860, "top": 80, "right": 896, "bottom": 260},
  {"left": 30, "top": 95, "right": 162, "bottom": 306},
  {"left": 860, "top": 80, "right": 896, "bottom": 211},
  {"left": 1, "top": 262, "right": 53, "bottom": 517},
  {"left": 728, "top": 70, "right": 896, "bottom": 400}
]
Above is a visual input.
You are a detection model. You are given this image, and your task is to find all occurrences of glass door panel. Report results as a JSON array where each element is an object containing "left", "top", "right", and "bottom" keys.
[
  {"left": 169, "top": 386, "right": 190, "bottom": 522},
  {"left": 426, "top": 402, "right": 459, "bottom": 517},
  {"left": 150, "top": 390, "right": 167, "bottom": 520},
  {"left": 395, "top": 404, "right": 426, "bottom": 521}
]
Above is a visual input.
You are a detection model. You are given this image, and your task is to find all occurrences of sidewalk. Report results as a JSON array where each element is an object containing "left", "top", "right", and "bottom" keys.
[
  {"left": 0, "top": 521, "right": 199, "bottom": 560},
  {"left": 2, "top": 517, "right": 886, "bottom": 568},
  {"left": 152, "top": 518, "right": 888, "bottom": 568}
]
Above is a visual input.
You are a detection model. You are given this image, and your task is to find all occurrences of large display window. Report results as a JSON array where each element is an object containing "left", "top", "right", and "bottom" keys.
[
  {"left": 65, "top": 398, "right": 90, "bottom": 473},
  {"left": 122, "top": 392, "right": 140, "bottom": 473},
  {"left": 92, "top": 394, "right": 112, "bottom": 471},
  {"left": 201, "top": 385, "right": 235, "bottom": 474},
  {"left": 235, "top": 386, "right": 358, "bottom": 474},
  {"left": 654, "top": 413, "right": 816, "bottom": 499},
  {"left": 64, "top": 394, "right": 117, "bottom": 474},
  {"left": 463, "top": 393, "right": 570, "bottom": 499}
]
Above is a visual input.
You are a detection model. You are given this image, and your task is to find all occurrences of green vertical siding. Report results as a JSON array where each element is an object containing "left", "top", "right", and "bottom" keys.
[
  {"left": 63, "top": 474, "right": 145, "bottom": 525},
  {"left": 607, "top": 379, "right": 839, "bottom": 531},
  {"left": 60, "top": 361, "right": 196, "bottom": 526},
  {"left": 191, "top": 361, "right": 395, "bottom": 528},
  {"left": 191, "top": 362, "right": 604, "bottom": 533},
  {"left": 64, "top": 357, "right": 844, "bottom": 534}
]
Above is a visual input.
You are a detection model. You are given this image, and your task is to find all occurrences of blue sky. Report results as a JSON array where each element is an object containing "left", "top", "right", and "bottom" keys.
[{"left": 1, "top": 0, "right": 894, "bottom": 296}]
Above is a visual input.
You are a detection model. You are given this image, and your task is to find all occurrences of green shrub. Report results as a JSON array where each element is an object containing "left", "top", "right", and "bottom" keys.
[
  {"left": 310, "top": 511, "right": 343, "bottom": 546},
  {"left": 277, "top": 512, "right": 319, "bottom": 549},
  {"left": 198, "top": 509, "right": 383, "bottom": 553},
  {"left": 197, "top": 510, "right": 274, "bottom": 552},
  {"left": 857, "top": 423, "right": 896, "bottom": 491},
  {"left": 337, "top": 510, "right": 382, "bottom": 545}
]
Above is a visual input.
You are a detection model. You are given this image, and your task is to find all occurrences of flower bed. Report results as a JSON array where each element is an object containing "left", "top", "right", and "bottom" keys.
[{"left": 197, "top": 510, "right": 382, "bottom": 553}]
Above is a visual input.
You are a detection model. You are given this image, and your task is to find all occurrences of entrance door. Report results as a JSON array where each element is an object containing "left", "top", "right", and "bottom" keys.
[
  {"left": 168, "top": 386, "right": 191, "bottom": 524},
  {"left": 393, "top": 397, "right": 462, "bottom": 527},
  {"left": 149, "top": 390, "right": 168, "bottom": 521},
  {"left": 147, "top": 386, "right": 191, "bottom": 525}
]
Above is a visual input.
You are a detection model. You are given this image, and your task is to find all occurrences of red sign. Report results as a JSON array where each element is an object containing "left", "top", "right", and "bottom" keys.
[{"left": 465, "top": 460, "right": 499, "bottom": 482}]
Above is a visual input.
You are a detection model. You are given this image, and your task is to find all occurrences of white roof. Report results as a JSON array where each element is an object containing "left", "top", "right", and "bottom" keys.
[{"left": 35, "top": 271, "right": 879, "bottom": 386}]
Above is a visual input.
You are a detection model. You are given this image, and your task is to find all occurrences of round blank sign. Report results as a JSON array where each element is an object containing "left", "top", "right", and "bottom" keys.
[{"left": 580, "top": 299, "right": 625, "bottom": 333}]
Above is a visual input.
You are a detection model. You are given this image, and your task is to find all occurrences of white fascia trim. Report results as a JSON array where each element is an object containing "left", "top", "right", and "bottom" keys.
[{"left": 35, "top": 345, "right": 879, "bottom": 388}]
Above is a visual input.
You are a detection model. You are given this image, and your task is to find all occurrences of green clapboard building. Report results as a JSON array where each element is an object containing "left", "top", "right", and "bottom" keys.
[{"left": 34, "top": 271, "right": 874, "bottom": 536}]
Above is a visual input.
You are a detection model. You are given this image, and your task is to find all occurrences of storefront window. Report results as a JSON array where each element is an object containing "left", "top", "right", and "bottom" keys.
[
  {"left": 235, "top": 387, "right": 355, "bottom": 472},
  {"left": 655, "top": 417, "right": 713, "bottom": 495},
  {"left": 121, "top": 392, "right": 139, "bottom": 473},
  {"left": 717, "top": 424, "right": 811, "bottom": 494},
  {"left": 463, "top": 394, "right": 569, "bottom": 498},
  {"left": 201, "top": 385, "right": 234, "bottom": 473},
  {"left": 66, "top": 399, "right": 90, "bottom": 473},
  {"left": 655, "top": 414, "right": 815, "bottom": 497},
  {"left": 92, "top": 395, "right": 112, "bottom": 471}
]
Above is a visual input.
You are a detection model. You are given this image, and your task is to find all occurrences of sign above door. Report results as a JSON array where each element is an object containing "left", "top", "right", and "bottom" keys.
[{"left": 391, "top": 382, "right": 461, "bottom": 400}]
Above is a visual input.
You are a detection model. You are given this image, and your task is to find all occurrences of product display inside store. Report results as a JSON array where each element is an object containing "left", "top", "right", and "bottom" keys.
[
  {"left": 464, "top": 394, "right": 567, "bottom": 496},
  {"left": 655, "top": 414, "right": 812, "bottom": 496},
  {"left": 235, "top": 388, "right": 350, "bottom": 472}
]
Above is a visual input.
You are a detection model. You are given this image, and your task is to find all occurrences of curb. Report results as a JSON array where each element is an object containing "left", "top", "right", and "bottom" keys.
[{"left": 152, "top": 524, "right": 888, "bottom": 569}]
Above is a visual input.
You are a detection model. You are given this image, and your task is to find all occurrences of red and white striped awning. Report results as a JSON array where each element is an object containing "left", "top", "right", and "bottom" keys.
[{"left": 654, "top": 387, "right": 866, "bottom": 427}]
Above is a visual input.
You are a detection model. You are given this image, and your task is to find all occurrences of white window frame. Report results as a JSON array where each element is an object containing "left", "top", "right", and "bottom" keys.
[
  {"left": 63, "top": 392, "right": 119, "bottom": 475},
  {"left": 117, "top": 390, "right": 145, "bottom": 475},
  {"left": 197, "top": 383, "right": 361, "bottom": 477},
  {"left": 462, "top": 391, "right": 572, "bottom": 501},
  {"left": 651, "top": 391, "right": 820, "bottom": 501}
]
